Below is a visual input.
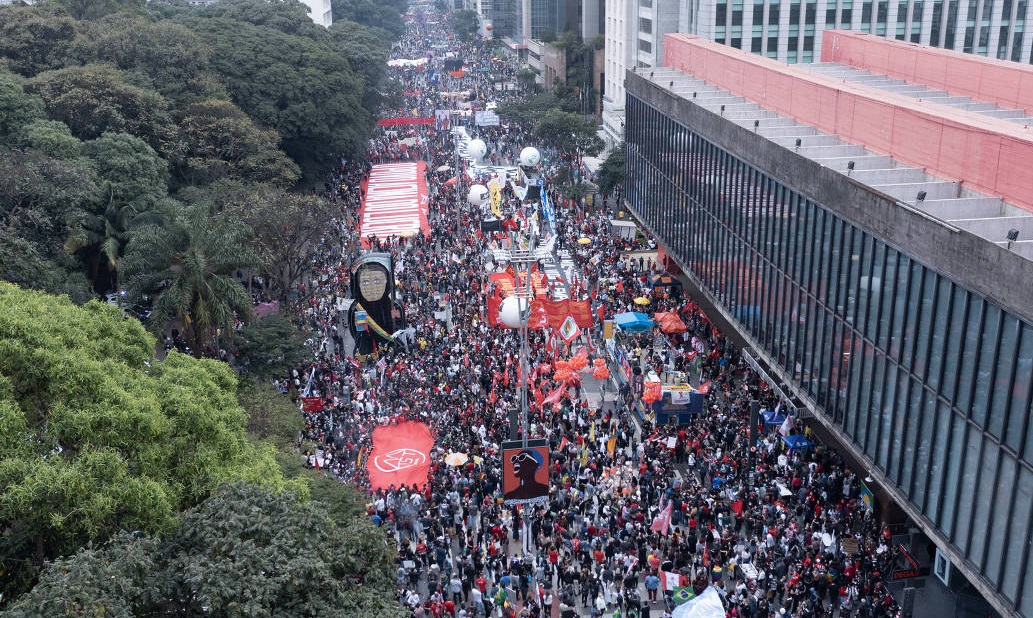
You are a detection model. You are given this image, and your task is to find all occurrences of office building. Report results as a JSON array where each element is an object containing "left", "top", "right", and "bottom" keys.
[{"left": 624, "top": 32, "right": 1033, "bottom": 618}]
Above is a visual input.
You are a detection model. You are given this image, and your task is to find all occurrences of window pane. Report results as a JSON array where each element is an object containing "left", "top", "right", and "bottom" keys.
[
  {"left": 926, "top": 278, "right": 952, "bottom": 390},
  {"left": 908, "top": 381, "right": 931, "bottom": 506},
  {"left": 990, "top": 314, "right": 1020, "bottom": 440},
  {"left": 967, "top": 436, "right": 997, "bottom": 567},
  {"left": 952, "top": 425, "right": 982, "bottom": 553},
  {"left": 972, "top": 305, "right": 1001, "bottom": 429},
  {"left": 1002, "top": 464, "right": 1033, "bottom": 604},
  {"left": 938, "top": 410, "right": 966, "bottom": 531},
  {"left": 957, "top": 296, "right": 983, "bottom": 411},
  {"left": 924, "top": 396, "right": 950, "bottom": 522},
  {"left": 984, "top": 454, "right": 1015, "bottom": 584},
  {"left": 941, "top": 287, "right": 967, "bottom": 403}
]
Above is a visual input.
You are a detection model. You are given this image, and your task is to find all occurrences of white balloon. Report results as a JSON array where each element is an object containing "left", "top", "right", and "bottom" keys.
[
  {"left": 519, "top": 146, "right": 541, "bottom": 168},
  {"left": 467, "top": 138, "right": 487, "bottom": 161},
  {"left": 467, "top": 184, "right": 490, "bottom": 206},
  {"left": 499, "top": 295, "right": 528, "bottom": 328}
]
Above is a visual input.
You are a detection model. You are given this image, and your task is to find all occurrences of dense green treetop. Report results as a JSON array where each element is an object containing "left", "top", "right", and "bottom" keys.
[
  {"left": 3, "top": 483, "right": 402, "bottom": 618},
  {"left": 0, "top": 282, "right": 291, "bottom": 601},
  {"left": 182, "top": 17, "right": 372, "bottom": 175}
]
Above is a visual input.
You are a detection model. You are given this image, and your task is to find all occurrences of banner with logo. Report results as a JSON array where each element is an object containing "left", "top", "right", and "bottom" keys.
[
  {"left": 366, "top": 421, "right": 434, "bottom": 491},
  {"left": 502, "top": 439, "right": 550, "bottom": 505}
]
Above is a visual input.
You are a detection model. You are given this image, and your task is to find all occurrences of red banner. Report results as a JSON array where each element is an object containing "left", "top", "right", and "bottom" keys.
[
  {"left": 301, "top": 397, "right": 324, "bottom": 412},
  {"left": 376, "top": 117, "right": 434, "bottom": 127},
  {"left": 366, "top": 422, "right": 434, "bottom": 491}
]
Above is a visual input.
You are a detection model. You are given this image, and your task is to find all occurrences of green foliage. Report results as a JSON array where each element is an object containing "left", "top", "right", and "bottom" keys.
[
  {"left": 0, "top": 72, "right": 44, "bottom": 139},
  {"left": 26, "top": 64, "right": 179, "bottom": 158},
  {"left": 0, "top": 145, "right": 97, "bottom": 302},
  {"left": 532, "top": 108, "right": 604, "bottom": 156},
  {"left": 16, "top": 119, "right": 82, "bottom": 159},
  {"left": 497, "top": 90, "right": 572, "bottom": 128},
  {"left": 182, "top": 17, "right": 372, "bottom": 178},
  {"left": 597, "top": 141, "right": 626, "bottom": 196},
  {"left": 450, "top": 8, "right": 480, "bottom": 39},
  {"left": 5, "top": 483, "right": 401, "bottom": 618},
  {"left": 70, "top": 14, "right": 211, "bottom": 99},
  {"left": 176, "top": 98, "right": 301, "bottom": 187},
  {"left": 331, "top": 0, "right": 406, "bottom": 38},
  {"left": 122, "top": 202, "right": 264, "bottom": 355},
  {"left": 222, "top": 184, "right": 339, "bottom": 295},
  {"left": 46, "top": 0, "right": 147, "bottom": 20},
  {"left": 234, "top": 314, "right": 307, "bottom": 382},
  {"left": 0, "top": 283, "right": 288, "bottom": 602},
  {"left": 203, "top": 0, "right": 325, "bottom": 37},
  {"left": 239, "top": 379, "right": 304, "bottom": 450},
  {"left": 0, "top": 6, "right": 79, "bottom": 77}
]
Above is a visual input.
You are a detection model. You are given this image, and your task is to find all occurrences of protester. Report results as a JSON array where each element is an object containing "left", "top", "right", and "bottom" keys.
[{"left": 268, "top": 7, "right": 905, "bottom": 618}]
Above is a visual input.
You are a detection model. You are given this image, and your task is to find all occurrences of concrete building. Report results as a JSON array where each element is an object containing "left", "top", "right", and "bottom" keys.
[
  {"left": 603, "top": 0, "right": 1033, "bottom": 144},
  {"left": 624, "top": 32, "right": 1033, "bottom": 618},
  {"left": 300, "top": 0, "right": 332, "bottom": 27}
]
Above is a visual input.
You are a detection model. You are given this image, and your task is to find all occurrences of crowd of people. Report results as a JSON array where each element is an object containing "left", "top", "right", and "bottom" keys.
[{"left": 269, "top": 6, "right": 908, "bottom": 618}]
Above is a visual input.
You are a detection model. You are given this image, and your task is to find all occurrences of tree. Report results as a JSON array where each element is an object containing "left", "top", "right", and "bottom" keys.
[
  {"left": 0, "top": 283, "right": 289, "bottom": 601},
  {"left": 176, "top": 98, "right": 300, "bottom": 187},
  {"left": 121, "top": 203, "right": 264, "bottom": 356},
  {"left": 48, "top": 0, "right": 147, "bottom": 20},
  {"left": 224, "top": 185, "right": 338, "bottom": 296},
  {"left": 26, "top": 64, "right": 179, "bottom": 158},
  {"left": 597, "top": 141, "right": 626, "bottom": 197},
  {"left": 4, "top": 483, "right": 402, "bottom": 617},
  {"left": 532, "top": 108, "right": 604, "bottom": 156},
  {"left": 0, "top": 72, "right": 44, "bottom": 140},
  {"left": 450, "top": 8, "right": 480, "bottom": 40},
  {"left": 0, "top": 145, "right": 98, "bottom": 302},
  {"left": 69, "top": 14, "right": 211, "bottom": 100},
  {"left": 0, "top": 6, "right": 79, "bottom": 77},
  {"left": 182, "top": 17, "right": 372, "bottom": 179},
  {"left": 331, "top": 0, "right": 406, "bottom": 38},
  {"left": 234, "top": 313, "right": 307, "bottom": 381},
  {"left": 238, "top": 379, "right": 304, "bottom": 450},
  {"left": 66, "top": 132, "right": 169, "bottom": 291}
]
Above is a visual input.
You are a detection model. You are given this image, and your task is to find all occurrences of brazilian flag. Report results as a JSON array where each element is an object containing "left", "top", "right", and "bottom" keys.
[{"left": 672, "top": 588, "right": 696, "bottom": 604}]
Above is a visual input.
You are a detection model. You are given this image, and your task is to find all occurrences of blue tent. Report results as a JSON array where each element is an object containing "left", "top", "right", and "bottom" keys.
[
  {"left": 782, "top": 434, "right": 814, "bottom": 450},
  {"left": 760, "top": 408, "right": 787, "bottom": 428},
  {"left": 614, "top": 311, "right": 654, "bottom": 332}
]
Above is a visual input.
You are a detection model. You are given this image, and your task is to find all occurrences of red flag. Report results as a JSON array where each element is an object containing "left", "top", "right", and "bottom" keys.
[
  {"left": 702, "top": 544, "right": 710, "bottom": 567},
  {"left": 650, "top": 500, "right": 672, "bottom": 536},
  {"left": 696, "top": 380, "right": 711, "bottom": 395},
  {"left": 559, "top": 436, "right": 570, "bottom": 451},
  {"left": 301, "top": 397, "right": 324, "bottom": 412},
  {"left": 366, "top": 421, "right": 434, "bottom": 491}
]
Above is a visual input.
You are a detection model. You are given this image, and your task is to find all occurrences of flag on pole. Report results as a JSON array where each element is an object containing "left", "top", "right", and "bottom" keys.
[
  {"left": 650, "top": 499, "right": 673, "bottom": 536},
  {"left": 779, "top": 414, "right": 795, "bottom": 436},
  {"left": 660, "top": 570, "right": 682, "bottom": 591},
  {"left": 672, "top": 587, "right": 696, "bottom": 604}
]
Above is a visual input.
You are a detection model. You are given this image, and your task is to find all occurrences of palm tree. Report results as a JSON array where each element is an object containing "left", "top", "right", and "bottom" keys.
[
  {"left": 122, "top": 204, "right": 264, "bottom": 357},
  {"left": 66, "top": 198, "right": 162, "bottom": 293}
]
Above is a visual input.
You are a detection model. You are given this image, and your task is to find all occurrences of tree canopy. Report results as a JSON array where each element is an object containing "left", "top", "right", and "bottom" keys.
[
  {"left": 0, "top": 282, "right": 290, "bottom": 601},
  {"left": 4, "top": 483, "right": 402, "bottom": 618}
]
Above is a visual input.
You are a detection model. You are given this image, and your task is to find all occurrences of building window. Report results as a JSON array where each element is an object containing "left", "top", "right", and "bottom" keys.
[
  {"left": 639, "top": 17, "right": 653, "bottom": 33},
  {"left": 638, "top": 38, "right": 653, "bottom": 52},
  {"left": 717, "top": 1, "right": 728, "bottom": 23}
]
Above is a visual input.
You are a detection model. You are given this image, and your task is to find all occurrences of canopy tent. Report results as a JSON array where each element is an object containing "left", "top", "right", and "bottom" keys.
[
  {"left": 653, "top": 311, "right": 687, "bottom": 334},
  {"left": 782, "top": 434, "right": 814, "bottom": 450},
  {"left": 760, "top": 408, "right": 787, "bottom": 428},
  {"left": 648, "top": 272, "right": 683, "bottom": 288},
  {"left": 614, "top": 312, "right": 654, "bottom": 332}
]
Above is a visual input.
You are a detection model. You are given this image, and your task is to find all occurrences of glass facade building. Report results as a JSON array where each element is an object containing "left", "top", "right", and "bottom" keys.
[{"left": 625, "top": 91, "right": 1033, "bottom": 617}]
